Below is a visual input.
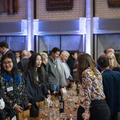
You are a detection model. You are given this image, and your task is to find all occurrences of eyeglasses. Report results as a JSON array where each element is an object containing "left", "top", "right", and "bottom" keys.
[{"left": 3, "top": 61, "right": 12, "bottom": 65}]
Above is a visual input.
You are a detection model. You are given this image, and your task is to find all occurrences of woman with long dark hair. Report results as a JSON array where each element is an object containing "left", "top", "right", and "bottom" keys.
[
  {"left": 24, "top": 53, "right": 48, "bottom": 117},
  {"left": 0, "top": 54, "right": 29, "bottom": 119},
  {"left": 77, "top": 53, "right": 110, "bottom": 120}
]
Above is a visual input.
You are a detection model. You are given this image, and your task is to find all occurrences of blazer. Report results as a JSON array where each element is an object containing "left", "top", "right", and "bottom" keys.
[{"left": 102, "top": 69, "right": 120, "bottom": 115}]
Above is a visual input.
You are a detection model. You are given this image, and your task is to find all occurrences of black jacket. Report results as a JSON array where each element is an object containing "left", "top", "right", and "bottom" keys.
[
  {"left": 25, "top": 70, "right": 48, "bottom": 104},
  {"left": 102, "top": 69, "right": 120, "bottom": 115}
]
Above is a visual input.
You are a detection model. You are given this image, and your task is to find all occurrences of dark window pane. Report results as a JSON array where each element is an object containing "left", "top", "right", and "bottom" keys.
[{"left": 0, "top": 36, "right": 25, "bottom": 51}]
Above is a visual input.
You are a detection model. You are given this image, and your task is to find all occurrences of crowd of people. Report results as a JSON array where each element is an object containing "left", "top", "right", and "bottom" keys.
[
  {"left": 0, "top": 41, "right": 119, "bottom": 120},
  {"left": 0, "top": 41, "right": 78, "bottom": 120},
  {"left": 77, "top": 49, "right": 120, "bottom": 120}
]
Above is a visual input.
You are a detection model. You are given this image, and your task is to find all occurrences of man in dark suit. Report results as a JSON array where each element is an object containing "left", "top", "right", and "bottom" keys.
[
  {"left": 97, "top": 56, "right": 120, "bottom": 120},
  {"left": 18, "top": 50, "right": 29, "bottom": 72},
  {"left": 0, "top": 41, "right": 17, "bottom": 66}
]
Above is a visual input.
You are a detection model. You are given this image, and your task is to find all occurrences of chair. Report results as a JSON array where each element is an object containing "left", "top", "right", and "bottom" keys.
[{"left": 17, "top": 109, "right": 30, "bottom": 120}]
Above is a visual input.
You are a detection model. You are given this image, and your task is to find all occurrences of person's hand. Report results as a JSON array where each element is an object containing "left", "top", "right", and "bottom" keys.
[
  {"left": 82, "top": 110, "right": 90, "bottom": 120},
  {"left": 36, "top": 102, "right": 39, "bottom": 107},
  {"left": 66, "top": 80, "right": 70, "bottom": 85},
  {"left": 73, "top": 68, "right": 77, "bottom": 72},
  {"left": 27, "top": 103, "right": 32, "bottom": 109},
  {"left": 53, "top": 91, "right": 57, "bottom": 95},
  {"left": 47, "top": 94, "right": 51, "bottom": 98},
  {"left": 0, "top": 98, "right": 5, "bottom": 110},
  {"left": 14, "top": 104, "right": 23, "bottom": 112},
  {"left": 48, "top": 90, "right": 51, "bottom": 94}
]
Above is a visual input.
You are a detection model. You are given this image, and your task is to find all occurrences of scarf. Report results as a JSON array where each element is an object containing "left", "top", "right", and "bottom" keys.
[{"left": 3, "top": 73, "right": 22, "bottom": 83}]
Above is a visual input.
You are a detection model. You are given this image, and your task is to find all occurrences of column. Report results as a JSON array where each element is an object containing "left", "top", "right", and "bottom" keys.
[
  {"left": 26, "top": 0, "right": 34, "bottom": 50},
  {"left": 86, "top": 0, "right": 93, "bottom": 55}
]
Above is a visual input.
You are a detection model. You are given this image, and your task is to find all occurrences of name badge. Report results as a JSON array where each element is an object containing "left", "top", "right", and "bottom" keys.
[{"left": 7, "top": 86, "right": 13, "bottom": 92}]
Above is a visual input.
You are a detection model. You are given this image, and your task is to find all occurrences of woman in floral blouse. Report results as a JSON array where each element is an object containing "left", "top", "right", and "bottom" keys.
[{"left": 77, "top": 53, "right": 110, "bottom": 120}]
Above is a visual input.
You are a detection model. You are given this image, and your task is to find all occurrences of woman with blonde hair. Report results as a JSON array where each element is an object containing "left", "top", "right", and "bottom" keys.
[
  {"left": 40, "top": 52, "right": 51, "bottom": 93},
  {"left": 106, "top": 52, "right": 120, "bottom": 71},
  {"left": 77, "top": 53, "right": 110, "bottom": 120},
  {"left": 40, "top": 52, "right": 48, "bottom": 65}
]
